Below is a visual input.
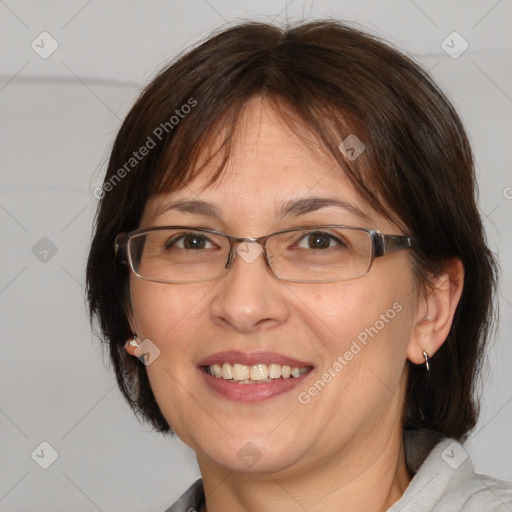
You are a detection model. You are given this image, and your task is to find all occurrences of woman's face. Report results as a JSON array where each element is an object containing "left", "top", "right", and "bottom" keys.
[{"left": 128, "top": 98, "right": 421, "bottom": 475}]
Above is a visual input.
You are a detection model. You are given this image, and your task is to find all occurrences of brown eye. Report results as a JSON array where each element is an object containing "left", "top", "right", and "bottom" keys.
[
  {"left": 308, "top": 232, "right": 331, "bottom": 249},
  {"left": 166, "top": 234, "right": 213, "bottom": 250},
  {"left": 297, "top": 231, "right": 343, "bottom": 250}
]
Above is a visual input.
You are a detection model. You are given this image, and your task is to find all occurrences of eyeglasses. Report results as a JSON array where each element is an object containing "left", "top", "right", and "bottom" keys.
[{"left": 115, "top": 225, "right": 418, "bottom": 284}]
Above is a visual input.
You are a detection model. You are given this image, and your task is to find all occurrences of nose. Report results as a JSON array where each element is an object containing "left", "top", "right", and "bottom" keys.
[{"left": 209, "top": 241, "right": 289, "bottom": 333}]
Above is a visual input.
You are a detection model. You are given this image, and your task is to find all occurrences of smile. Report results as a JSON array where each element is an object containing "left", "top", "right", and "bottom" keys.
[
  {"left": 204, "top": 362, "right": 311, "bottom": 383},
  {"left": 198, "top": 351, "right": 314, "bottom": 401}
]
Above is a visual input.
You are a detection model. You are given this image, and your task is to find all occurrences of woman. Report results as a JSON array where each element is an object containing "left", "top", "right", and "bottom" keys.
[{"left": 86, "top": 20, "right": 512, "bottom": 511}]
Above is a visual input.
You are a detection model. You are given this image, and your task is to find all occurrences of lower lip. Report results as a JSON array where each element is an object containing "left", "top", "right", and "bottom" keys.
[{"left": 198, "top": 368, "right": 312, "bottom": 402}]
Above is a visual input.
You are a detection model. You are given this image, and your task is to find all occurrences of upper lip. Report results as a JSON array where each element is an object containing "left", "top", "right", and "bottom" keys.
[{"left": 198, "top": 350, "right": 314, "bottom": 368}]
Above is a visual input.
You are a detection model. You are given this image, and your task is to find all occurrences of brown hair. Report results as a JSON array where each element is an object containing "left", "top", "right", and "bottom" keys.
[{"left": 86, "top": 20, "right": 498, "bottom": 440}]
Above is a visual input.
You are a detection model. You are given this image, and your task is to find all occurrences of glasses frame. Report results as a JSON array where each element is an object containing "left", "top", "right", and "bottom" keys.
[{"left": 115, "top": 225, "right": 419, "bottom": 284}]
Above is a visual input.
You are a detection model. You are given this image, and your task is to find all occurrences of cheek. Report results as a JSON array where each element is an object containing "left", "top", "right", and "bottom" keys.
[
  {"left": 128, "top": 279, "right": 217, "bottom": 439},
  {"left": 129, "top": 278, "right": 212, "bottom": 343},
  {"left": 295, "top": 281, "right": 393, "bottom": 339},
  {"left": 292, "top": 276, "right": 415, "bottom": 376},
  {"left": 292, "top": 282, "right": 415, "bottom": 423}
]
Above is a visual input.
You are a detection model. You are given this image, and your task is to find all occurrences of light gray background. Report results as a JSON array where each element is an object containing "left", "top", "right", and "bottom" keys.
[{"left": 1, "top": 1, "right": 511, "bottom": 510}]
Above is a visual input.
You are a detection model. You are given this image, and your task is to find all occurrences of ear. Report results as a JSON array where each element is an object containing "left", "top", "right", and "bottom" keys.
[{"left": 406, "top": 258, "right": 464, "bottom": 365}]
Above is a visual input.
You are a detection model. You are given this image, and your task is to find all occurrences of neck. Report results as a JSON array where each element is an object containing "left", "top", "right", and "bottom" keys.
[{"left": 197, "top": 426, "right": 412, "bottom": 512}]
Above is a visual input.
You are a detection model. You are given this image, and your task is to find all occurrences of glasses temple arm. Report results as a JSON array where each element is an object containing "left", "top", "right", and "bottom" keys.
[
  {"left": 114, "top": 233, "right": 129, "bottom": 262},
  {"left": 374, "top": 233, "right": 419, "bottom": 257}
]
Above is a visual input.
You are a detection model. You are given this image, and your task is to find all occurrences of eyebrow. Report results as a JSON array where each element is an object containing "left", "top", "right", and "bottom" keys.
[
  {"left": 278, "top": 197, "right": 372, "bottom": 222},
  {"left": 154, "top": 196, "right": 371, "bottom": 223},
  {"left": 154, "top": 199, "right": 222, "bottom": 218}
]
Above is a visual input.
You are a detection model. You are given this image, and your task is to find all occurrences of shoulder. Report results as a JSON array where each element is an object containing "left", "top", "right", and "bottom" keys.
[
  {"left": 458, "top": 472, "right": 512, "bottom": 511},
  {"left": 391, "top": 432, "right": 512, "bottom": 512}
]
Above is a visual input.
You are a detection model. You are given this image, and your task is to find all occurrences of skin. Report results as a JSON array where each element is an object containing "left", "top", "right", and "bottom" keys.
[{"left": 125, "top": 97, "right": 464, "bottom": 512}]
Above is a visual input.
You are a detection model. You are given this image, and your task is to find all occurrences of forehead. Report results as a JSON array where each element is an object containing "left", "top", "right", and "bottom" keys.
[{"left": 142, "top": 98, "right": 384, "bottom": 229}]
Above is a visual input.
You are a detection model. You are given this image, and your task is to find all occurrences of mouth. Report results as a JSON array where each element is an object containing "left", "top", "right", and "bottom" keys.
[
  {"left": 202, "top": 362, "right": 311, "bottom": 383},
  {"left": 197, "top": 351, "right": 314, "bottom": 402}
]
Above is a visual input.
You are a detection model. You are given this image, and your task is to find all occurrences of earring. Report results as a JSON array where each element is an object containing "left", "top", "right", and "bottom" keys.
[
  {"left": 125, "top": 334, "right": 140, "bottom": 349},
  {"left": 422, "top": 348, "right": 431, "bottom": 372}
]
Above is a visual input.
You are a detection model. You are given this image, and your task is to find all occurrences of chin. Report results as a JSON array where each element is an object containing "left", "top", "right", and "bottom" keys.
[{"left": 204, "top": 443, "right": 302, "bottom": 475}]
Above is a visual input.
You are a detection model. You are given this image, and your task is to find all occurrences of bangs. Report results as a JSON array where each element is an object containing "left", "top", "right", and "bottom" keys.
[{"left": 150, "top": 92, "right": 401, "bottom": 233}]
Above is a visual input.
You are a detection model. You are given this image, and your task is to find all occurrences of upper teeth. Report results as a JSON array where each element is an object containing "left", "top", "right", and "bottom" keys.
[{"left": 208, "top": 363, "right": 309, "bottom": 382}]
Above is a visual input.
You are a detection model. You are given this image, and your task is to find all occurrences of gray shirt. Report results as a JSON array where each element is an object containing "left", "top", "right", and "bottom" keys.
[{"left": 165, "top": 429, "right": 512, "bottom": 511}]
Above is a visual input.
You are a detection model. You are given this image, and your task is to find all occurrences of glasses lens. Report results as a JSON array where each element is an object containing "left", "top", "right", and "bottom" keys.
[
  {"left": 128, "top": 228, "right": 229, "bottom": 283},
  {"left": 267, "top": 227, "right": 372, "bottom": 282}
]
